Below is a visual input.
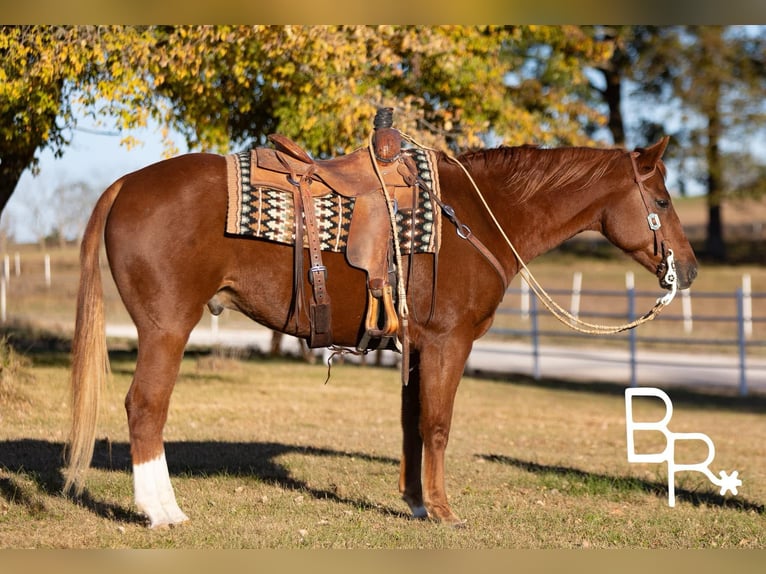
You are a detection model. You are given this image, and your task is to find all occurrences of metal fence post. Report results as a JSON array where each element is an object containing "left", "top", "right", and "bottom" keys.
[
  {"left": 626, "top": 272, "right": 637, "bottom": 387},
  {"left": 736, "top": 287, "right": 748, "bottom": 397},
  {"left": 530, "top": 293, "right": 540, "bottom": 380}
]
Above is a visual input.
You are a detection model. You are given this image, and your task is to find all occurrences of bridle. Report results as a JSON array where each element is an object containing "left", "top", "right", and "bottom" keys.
[{"left": 629, "top": 151, "right": 678, "bottom": 305}]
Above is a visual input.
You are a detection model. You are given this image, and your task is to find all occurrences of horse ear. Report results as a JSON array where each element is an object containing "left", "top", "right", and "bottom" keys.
[{"left": 635, "top": 136, "right": 670, "bottom": 169}]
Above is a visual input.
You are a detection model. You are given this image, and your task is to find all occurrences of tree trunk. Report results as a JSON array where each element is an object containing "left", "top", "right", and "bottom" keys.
[
  {"left": 602, "top": 66, "right": 626, "bottom": 147},
  {"left": 0, "top": 146, "right": 37, "bottom": 216},
  {"left": 704, "top": 87, "right": 727, "bottom": 261},
  {"left": 595, "top": 35, "right": 627, "bottom": 148}
]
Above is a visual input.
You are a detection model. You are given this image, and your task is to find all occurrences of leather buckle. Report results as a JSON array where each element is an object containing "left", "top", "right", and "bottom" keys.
[{"left": 308, "top": 265, "right": 327, "bottom": 285}]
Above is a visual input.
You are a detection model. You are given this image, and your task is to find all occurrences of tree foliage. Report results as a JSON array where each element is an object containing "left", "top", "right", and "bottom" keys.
[
  {"left": 583, "top": 25, "right": 766, "bottom": 260},
  {"left": 0, "top": 25, "right": 612, "bottom": 215},
  {"left": 0, "top": 26, "right": 156, "bottom": 212}
]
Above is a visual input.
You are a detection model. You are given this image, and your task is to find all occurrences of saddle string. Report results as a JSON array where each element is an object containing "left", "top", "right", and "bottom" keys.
[
  {"left": 399, "top": 132, "right": 678, "bottom": 335},
  {"left": 367, "top": 132, "right": 412, "bottom": 383}
]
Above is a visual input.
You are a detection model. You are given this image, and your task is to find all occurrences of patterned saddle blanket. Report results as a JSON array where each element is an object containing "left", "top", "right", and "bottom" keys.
[{"left": 224, "top": 147, "right": 442, "bottom": 255}]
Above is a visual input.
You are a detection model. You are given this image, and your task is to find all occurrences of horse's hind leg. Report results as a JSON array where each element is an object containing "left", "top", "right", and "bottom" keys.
[{"left": 125, "top": 327, "right": 191, "bottom": 527}]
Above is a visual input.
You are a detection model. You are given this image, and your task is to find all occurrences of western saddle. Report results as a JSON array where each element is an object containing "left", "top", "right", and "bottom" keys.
[{"left": 250, "top": 108, "right": 422, "bottom": 350}]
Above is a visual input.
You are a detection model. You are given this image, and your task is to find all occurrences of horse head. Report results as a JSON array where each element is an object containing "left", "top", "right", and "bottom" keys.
[{"left": 600, "top": 137, "right": 698, "bottom": 290}]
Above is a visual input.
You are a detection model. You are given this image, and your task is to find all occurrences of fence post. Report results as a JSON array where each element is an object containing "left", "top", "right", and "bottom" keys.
[
  {"left": 1, "top": 276, "right": 5, "bottom": 323},
  {"left": 530, "top": 293, "right": 540, "bottom": 380},
  {"left": 520, "top": 276, "right": 530, "bottom": 320},
  {"left": 14, "top": 251, "right": 20, "bottom": 277},
  {"left": 742, "top": 273, "right": 752, "bottom": 339},
  {"left": 736, "top": 287, "right": 748, "bottom": 397},
  {"left": 44, "top": 254, "right": 51, "bottom": 288},
  {"left": 681, "top": 289, "right": 693, "bottom": 334},
  {"left": 211, "top": 313, "right": 219, "bottom": 341},
  {"left": 626, "top": 271, "right": 637, "bottom": 387},
  {"left": 570, "top": 271, "right": 582, "bottom": 319}
]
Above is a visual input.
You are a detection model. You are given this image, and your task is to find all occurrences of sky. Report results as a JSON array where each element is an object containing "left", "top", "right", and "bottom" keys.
[{"left": 3, "top": 121, "right": 189, "bottom": 243}]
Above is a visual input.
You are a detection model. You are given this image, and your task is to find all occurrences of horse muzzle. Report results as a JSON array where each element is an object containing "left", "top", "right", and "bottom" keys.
[{"left": 656, "top": 251, "right": 697, "bottom": 291}]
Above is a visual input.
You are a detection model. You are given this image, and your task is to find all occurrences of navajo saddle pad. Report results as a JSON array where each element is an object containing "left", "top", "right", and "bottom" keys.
[{"left": 224, "top": 147, "right": 442, "bottom": 255}]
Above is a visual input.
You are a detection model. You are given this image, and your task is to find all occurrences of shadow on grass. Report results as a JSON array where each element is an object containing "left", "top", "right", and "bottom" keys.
[
  {"left": 0, "top": 438, "right": 404, "bottom": 526},
  {"left": 477, "top": 453, "right": 765, "bottom": 514},
  {"left": 469, "top": 370, "right": 766, "bottom": 415}
]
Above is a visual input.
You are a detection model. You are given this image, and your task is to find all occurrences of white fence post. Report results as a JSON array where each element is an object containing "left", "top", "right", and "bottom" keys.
[
  {"left": 681, "top": 289, "right": 693, "bottom": 334},
  {"left": 520, "top": 276, "right": 530, "bottom": 320},
  {"left": 742, "top": 273, "right": 752, "bottom": 339},
  {"left": 570, "top": 271, "right": 582, "bottom": 319},
  {"left": 530, "top": 292, "right": 540, "bottom": 380},
  {"left": 14, "top": 251, "right": 20, "bottom": 277},
  {"left": 44, "top": 253, "right": 51, "bottom": 288},
  {"left": 211, "top": 313, "right": 219, "bottom": 341}
]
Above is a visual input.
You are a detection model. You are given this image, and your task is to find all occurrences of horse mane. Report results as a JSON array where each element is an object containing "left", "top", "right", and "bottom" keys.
[{"left": 457, "top": 145, "right": 627, "bottom": 204}]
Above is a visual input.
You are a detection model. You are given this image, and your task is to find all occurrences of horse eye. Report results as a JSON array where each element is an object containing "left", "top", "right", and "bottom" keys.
[{"left": 655, "top": 199, "right": 670, "bottom": 209}]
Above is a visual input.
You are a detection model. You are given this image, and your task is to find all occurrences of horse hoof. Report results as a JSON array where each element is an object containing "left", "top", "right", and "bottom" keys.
[
  {"left": 148, "top": 517, "right": 189, "bottom": 530},
  {"left": 409, "top": 506, "right": 429, "bottom": 520},
  {"left": 145, "top": 510, "right": 190, "bottom": 529}
]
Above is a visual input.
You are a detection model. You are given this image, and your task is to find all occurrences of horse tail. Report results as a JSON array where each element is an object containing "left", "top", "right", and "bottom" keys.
[{"left": 63, "top": 179, "right": 123, "bottom": 495}]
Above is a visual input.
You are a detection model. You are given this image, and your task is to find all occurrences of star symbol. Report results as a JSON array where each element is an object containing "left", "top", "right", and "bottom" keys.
[{"left": 718, "top": 470, "right": 742, "bottom": 496}]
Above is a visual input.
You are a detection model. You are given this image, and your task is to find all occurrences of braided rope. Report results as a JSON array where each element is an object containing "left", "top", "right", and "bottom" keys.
[
  {"left": 367, "top": 133, "right": 409, "bottom": 343},
  {"left": 399, "top": 132, "right": 678, "bottom": 335}
]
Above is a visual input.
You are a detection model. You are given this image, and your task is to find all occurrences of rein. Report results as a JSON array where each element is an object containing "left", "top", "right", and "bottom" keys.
[{"left": 398, "top": 132, "right": 678, "bottom": 335}]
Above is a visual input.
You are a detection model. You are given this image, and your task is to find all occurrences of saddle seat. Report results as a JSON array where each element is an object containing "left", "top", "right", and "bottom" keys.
[
  {"left": 256, "top": 133, "right": 417, "bottom": 200},
  {"left": 250, "top": 132, "right": 420, "bottom": 351}
]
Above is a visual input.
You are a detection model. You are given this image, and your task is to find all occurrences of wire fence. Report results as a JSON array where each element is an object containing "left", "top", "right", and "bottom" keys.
[
  {"left": 2, "top": 248, "right": 765, "bottom": 395},
  {"left": 490, "top": 273, "right": 766, "bottom": 396}
]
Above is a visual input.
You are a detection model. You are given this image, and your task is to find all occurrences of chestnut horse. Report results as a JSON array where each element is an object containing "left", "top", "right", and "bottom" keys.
[{"left": 64, "top": 136, "right": 697, "bottom": 527}]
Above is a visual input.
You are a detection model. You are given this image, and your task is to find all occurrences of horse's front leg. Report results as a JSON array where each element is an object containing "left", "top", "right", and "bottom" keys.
[
  {"left": 402, "top": 338, "right": 472, "bottom": 525},
  {"left": 125, "top": 328, "right": 190, "bottom": 528}
]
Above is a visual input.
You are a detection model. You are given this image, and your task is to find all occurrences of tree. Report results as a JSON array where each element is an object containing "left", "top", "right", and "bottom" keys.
[
  {"left": 674, "top": 26, "right": 766, "bottom": 260},
  {"left": 583, "top": 25, "right": 766, "bottom": 261},
  {"left": 50, "top": 179, "right": 101, "bottom": 246},
  {"left": 1, "top": 25, "right": 613, "bottom": 217},
  {"left": 149, "top": 25, "right": 611, "bottom": 153},
  {"left": 0, "top": 26, "right": 159, "bottom": 214}
]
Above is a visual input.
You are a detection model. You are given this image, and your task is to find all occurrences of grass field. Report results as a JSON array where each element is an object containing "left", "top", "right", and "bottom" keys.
[{"left": 1, "top": 347, "right": 764, "bottom": 549}]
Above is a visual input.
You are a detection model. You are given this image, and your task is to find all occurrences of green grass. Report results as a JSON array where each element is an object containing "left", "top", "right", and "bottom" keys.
[{"left": 1, "top": 346, "right": 764, "bottom": 548}]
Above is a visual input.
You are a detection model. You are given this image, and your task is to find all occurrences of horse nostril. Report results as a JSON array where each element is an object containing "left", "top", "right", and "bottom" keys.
[{"left": 688, "top": 266, "right": 698, "bottom": 283}]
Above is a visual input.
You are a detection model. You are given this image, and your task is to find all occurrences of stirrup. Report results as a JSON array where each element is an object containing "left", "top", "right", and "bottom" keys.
[{"left": 358, "top": 285, "right": 399, "bottom": 351}]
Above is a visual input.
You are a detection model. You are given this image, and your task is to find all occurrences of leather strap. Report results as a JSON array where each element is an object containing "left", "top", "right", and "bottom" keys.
[
  {"left": 630, "top": 151, "right": 670, "bottom": 260},
  {"left": 424, "top": 187, "right": 509, "bottom": 290},
  {"left": 293, "top": 167, "right": 333, "bottom": 347}
]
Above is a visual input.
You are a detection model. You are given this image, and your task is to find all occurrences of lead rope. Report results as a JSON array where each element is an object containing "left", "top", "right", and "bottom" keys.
[{"left": 398, "top": 132, "right": 678, "bottom": 335}]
